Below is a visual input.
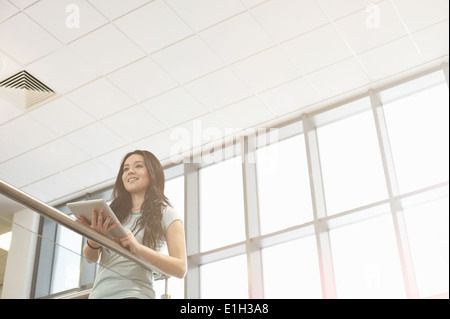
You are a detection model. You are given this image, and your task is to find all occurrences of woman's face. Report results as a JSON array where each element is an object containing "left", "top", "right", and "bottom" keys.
[{"left": 122, "top": 154, "right": 150, "bottom": 195}]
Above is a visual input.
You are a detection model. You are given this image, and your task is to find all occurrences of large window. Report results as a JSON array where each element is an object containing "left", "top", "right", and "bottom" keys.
[
  {"left": 381, "top": 72, "right": 449, "bottom": 195},
  {"left": 33, "top": 67, "right": 449, "bottom": 299},
  {"left": 200, "top": 254, "right": 248, "bottom": 299},
  {"left": 256, "top": 134, "right": 313, "bottom": 234},
  {"left": 330, "top": 209, "right": 405, "bottom": 298},
  {"left": 154, "top": 173, "right": 185, "bottom": 299},
  {"left": 402, "top": 193, "right": 449, "bottom": 297},
  {"left": 316, "top": 98, "right": 388, "bottom": 216},
  {"left": 261, "top": 236, "right": 321, "bottom": 298},
  {"left": 199, "top": 156, "right": 246, "bottom": 252},
  {"left": 50, "top": 224, "right": 82, "bottom": 294}
]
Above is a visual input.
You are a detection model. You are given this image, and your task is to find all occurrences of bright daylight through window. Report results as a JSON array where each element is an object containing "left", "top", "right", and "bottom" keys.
[{"left": 32, "top": 69, "right": 448, "bottom": 299}]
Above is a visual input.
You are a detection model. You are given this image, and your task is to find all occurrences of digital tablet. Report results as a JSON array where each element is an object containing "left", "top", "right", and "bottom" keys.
[{"left": 67, "top": 199, "right": 128, "bottom": 239}]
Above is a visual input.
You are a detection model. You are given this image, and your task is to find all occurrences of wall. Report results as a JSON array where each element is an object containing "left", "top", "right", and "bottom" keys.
[{"left": 1, "top": 209, "right": 40, "bottom": 299}]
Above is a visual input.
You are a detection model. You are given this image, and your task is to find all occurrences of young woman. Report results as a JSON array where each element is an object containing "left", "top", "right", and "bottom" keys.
[{"left": 79, "top": 150, "right": 187, "bottom": 299}]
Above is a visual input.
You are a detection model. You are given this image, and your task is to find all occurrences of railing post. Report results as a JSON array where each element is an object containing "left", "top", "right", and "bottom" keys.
[{"left": 160, "top": 276, "right": 171, "bottom": 299}]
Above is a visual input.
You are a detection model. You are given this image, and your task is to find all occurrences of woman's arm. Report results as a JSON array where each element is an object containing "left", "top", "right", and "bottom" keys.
[
  {"left": 83, "top": 240, "right": 102, "bottom": 263},
  {"left": 120, "top": 220, "right": 187, "bottom": 278}
]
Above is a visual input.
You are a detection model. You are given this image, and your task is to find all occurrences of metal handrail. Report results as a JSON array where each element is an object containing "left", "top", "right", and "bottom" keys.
[{"left": 0, "top": 179, "right": 170, "bottom": 280}]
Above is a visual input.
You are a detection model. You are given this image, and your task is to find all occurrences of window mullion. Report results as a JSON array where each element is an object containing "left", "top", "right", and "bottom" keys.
[
  {"left": 370, "top": 91, "right": 419, "bottom": 298},
  {"left": 184, "top": 163, "right": 200, "bottom": 299},
  {"left": 302, "top": 114, "right": 337, "bottom": 299},
  {"left": 241, "top": 135, "right": 264, "bottom": 299}
]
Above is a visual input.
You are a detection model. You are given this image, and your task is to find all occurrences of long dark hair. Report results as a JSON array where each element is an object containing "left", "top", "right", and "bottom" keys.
[{"left": 110, "top": 150, "right": 171, "bottom": 250}]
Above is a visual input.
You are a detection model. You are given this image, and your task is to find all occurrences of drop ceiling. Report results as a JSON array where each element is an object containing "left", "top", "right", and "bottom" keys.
[{"left": 0, "top": 0, "right": 448, "bottom": 214}]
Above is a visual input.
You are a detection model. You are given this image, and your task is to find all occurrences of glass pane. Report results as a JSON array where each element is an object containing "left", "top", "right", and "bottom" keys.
[
  {"left": 262, "top": 236, "right": 321, "bottom": 298},
  {"left": 153, "top": 245, "right": 185, "bottom": 299},
  {"left": 165, "top": 175, "right": 185, "bottom": 223},
  {"left": 50, "top": 222, "right": 82, "bottom": 294},
  {"left": 382, "top": 81, "right": 449, "bottom": 194},
  {"left": 330, "top": 212, "right": 406, "bottom": 298},
  {"left": 402, "top": 195, "right": 449, "bottom": 297},
  {"left": 33, "top": 218, "right": 57, "bottom": 298},
  {"left": 199, "top": 156, "right": 245, "bottom": 251},
  {"left": 317, "top": 108, "right": 388, "bottom": 215},
  {"left": 257, "top": 135, "right": 313, "bottom": 234},
  {"left": 154, "top": 174, "right": 185, "bottom": 298},
  {"left": 200, "top": 254, "right": 248, "bottom": 298},
  {"left": 79, "top": 238, "right": 97, "bottom": 287}
]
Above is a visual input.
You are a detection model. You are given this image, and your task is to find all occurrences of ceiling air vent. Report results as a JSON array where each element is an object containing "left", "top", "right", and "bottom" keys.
[{"left": 0, "top": 70, "right": 55, "bottom": 109}]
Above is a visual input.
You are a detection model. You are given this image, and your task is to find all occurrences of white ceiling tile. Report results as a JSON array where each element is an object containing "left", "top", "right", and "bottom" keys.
[
  {"left": 107, "top": 57, "right": 178, "bottom": 102},
  {"left": 158, "top": 113, "right": 226, "bottom": 162},
  {"left": 69, "top": 24, "right": 145, "bottom": 75},
  {"left": 113, "top": 0, "right": 193, "bottom": 53},
  {"left": 0, "top": 115, "right": 57, "bottom": 159},
  {"left": 28, "top": 96, "right": 94, "bottom": 135},
  {"left": 281, "top": 24, "right": 353, "bottom": 74},
  {"left": 21, "top": 184, "right": 54, "bottom": 203},
  {"left": 214, "top": 96, "right": 274, "bottom": 130},
  {"left": 0, "top": 134, "right": 21, "bottom": 163},
  {"left": 0, "top": 152, "right": 56, "bottom": 187},
  {"left": 96, "top": 145, "right": 133, "bottom": 173},
  {"left": 0, "top": 96, "right": 23, "bottom": 125},
  {"left": 28, "top": 138, "right": 92, "bottom": 172},
  {"left": 230, "top": 46, "right": 301, "bottom": 93},
  {"left": 166, "top": 0, "right": 246, "bottom": 31},
  {"left": 392, "top": 0, "right": 449, "bottom": 33},
  {"left": 0, "top": 1, "right": 19, "bottom": 23},
  {"left": 132, "top": 129, "right": 175, "bottom": 163},
  {"left": 66, "top": 78, "right": 135, "bottom": 119},
  {"left": 141, "top": 87, "right": 209, "bottom": 127},
  {"left": 358, "top": 36, "right": 423, "bottom": 81},
  {"left": 184, "top": 68, "right": 252, "bottom": 111},
  {"left": 151, "top": 35, "right": 224, "bottom": 84},
  {"left": 0, "top": 139, "right": 86, "bottom": 187},
  {"left": 259, "top": 77, "right": 322, "bottom": 115},
  {"left": 0, "top": 12, "right": 61, "bottom": 64},
  {"left": 334, "top": 0, "right": 407, "bottom": 54},
  {"left": 26, "top": 46, "right": 102, "bottom": 94},
  {"left": 65, "top": 122, "right": 126, "bottom": 157},
  {"left": 316, "top": 0, "right": 383, "bottom": 20},
  {"left": 63, "top": 159, "right": 115, "bottom": 188},
  {"left": 412, "top": 20, "right": 449, "bottom": 62},
  {"left": 180, "top": 113, "right": 226, "bottom": 142},
  {"left": 250, "top": 0, "right": 329, "bottom": 43},
  {"left": 25, "top": 0, "right": 108, "bottom": 44},
  {"left": 8, "top": 0, "right": 38, "bottom": 10},
  {"left": 306, "top": 58, "right": 370, "bottom": 98},
  {"left": 28, "top": 172, "right": 84, "bottom": 199},
  {"left": 1, "top": 136, "right": 91, "bottom": 187},
  {"left": 88, "top": 0, "right": 150, "bottom": 20},
  {"left": 100, "top": 105, "right": 166, "bottom": 142},
  {"left": 199, "top": 12, "right": 274, "bottom": 64},
  {"left": 241, "top": 0, "right": 267, "bottom": 8}
]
